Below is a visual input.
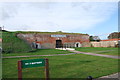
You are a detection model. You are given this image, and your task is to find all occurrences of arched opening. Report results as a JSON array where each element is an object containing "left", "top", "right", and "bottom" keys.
[
  {"left": 56, "top": 40, "right": 62, "bottom": 48},
  {"left": 31, "top": 42, "right": 41, "bottom": 49},
  {"left": 36, "top": 43, "right": 41, "bottom": 49},
  {"left": 75, "top": 42, "right": 81, "bottom": 47},
  {"left": 76, "top": 43, "right": 79, "bottom": 47},
  {"left": 36, "top": 44, "right": 38, "bottom": 49}
]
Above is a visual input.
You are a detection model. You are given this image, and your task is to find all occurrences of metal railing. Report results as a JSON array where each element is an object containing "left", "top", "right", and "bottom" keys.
[{"left": 56, "top": 44, "right": 75, "bottom": 48}]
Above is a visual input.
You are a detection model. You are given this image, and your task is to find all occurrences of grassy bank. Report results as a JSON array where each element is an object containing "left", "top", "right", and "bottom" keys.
[{"left": 2, "top": 31, "right": 32, "bottom": 53}]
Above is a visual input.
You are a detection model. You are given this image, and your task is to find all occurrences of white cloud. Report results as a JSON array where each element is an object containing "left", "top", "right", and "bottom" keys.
[{"left": 0, "top": 2, "right": 117, "bottom": 32}]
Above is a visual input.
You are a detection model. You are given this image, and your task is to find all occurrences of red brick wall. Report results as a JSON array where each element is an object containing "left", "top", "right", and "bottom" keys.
[{"left": 17, "top": 33, "right": 90, "bottom": 48}]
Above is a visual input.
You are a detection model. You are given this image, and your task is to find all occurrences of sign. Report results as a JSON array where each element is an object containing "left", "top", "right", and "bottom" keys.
[
  {"left": 18, "top": 58, "right": 49, "bottom": 80},
  {"left": 51, "top": 35, "right": 66, "bottom": 37},
  {"left": 21, "top": 59, "right": 45, "bottom": 68}
]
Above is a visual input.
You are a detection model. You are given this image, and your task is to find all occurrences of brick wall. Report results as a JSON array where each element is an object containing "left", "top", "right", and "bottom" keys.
[
  {"left": 17, "top": 33, "right": 90, "bottom": 49},
  {"left": 91, "top": 41, "right": 119, "bottom": 47}
]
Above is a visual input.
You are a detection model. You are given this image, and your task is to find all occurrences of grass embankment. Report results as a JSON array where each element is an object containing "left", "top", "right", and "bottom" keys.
[
  {"left": 2, "top": 31, "right": 32, "bottom": 53},
  {"left": 0, "top": 31, "right": 2, "bottom": 47},
  {"left": 75, "top": 47, "right": 119, "bottom": 56},
  {"left": 15, "top": 31, "right": 88, "bottom": 35},
  {"left": 3, "top": 54, "right": 119, "bottom": 79},
  {"left": 3, "top": 49, "right": 72, "bottom": 57}
]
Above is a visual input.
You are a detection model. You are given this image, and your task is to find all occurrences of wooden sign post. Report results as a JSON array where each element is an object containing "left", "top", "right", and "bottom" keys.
[
  {"left": 18, "top": 61, "right": 22, "bottom": 80},
  {"left": 18, "top": 58, "right": 49, "bottom": 80},
  {"left": 45, "top": 58, "right": 49, "bottom": 80}
]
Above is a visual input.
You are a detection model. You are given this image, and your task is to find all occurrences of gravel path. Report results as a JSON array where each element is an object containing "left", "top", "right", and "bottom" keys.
[
  {"left": 94, "top": 72, "right": 120, "bottom": 80},
  {"left": 68, "top": 50, "right": 120, "bottom": 59},
  {"left": 2, "top": 50, "right": 120, "bottom": 59},
  {"left": 2, "top": 53, "right": 77, "bottom": 58}
]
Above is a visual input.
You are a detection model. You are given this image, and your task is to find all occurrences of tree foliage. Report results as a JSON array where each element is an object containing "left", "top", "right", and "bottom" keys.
[
  {"left": 90, "top": 36, "right": 101, "bottom": 42},
  {"left": 108, "top": 32, "right": 120, "bottom": 39}
]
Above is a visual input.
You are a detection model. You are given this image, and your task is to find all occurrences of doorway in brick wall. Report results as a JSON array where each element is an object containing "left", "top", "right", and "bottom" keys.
[{"left": 56, "top": 40, "right": 62, "bottom": 48}]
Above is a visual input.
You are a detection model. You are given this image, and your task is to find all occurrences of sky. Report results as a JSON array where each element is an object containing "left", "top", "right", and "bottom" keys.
[{"left": 0, "top": 1, "right": 118, "bottom": 39}]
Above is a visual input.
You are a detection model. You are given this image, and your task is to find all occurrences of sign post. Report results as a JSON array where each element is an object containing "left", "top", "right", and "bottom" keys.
[
  {"left": 18, "top": 61, "right": 22, "bottom": 80},
  {"left": 18, "top": 58, "right": 49, "bottom": 80},
  {"left": 45, "top": 58, "right": 49, "bottom": 80}
]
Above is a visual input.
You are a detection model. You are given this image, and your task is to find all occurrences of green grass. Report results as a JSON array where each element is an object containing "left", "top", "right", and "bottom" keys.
[
  {"left": 3, "top": 47, "right": 119, "bottom": 57},
  {"left": 75, "top": 47, "right": 119, "bottom": 56},
  {"left": 2, "top": 54, "right": 119, "bottom": 79},
  {"left": 3, "top": 49, "right": 72, "bottom": 57},
  {"left": 14, "top": 31, "right": 88, "bottom": 35},
  {"left": 2, "top": 31, "right": 32, "bottom": 53},
  {"left": 0, "top": 31, "right": 2, "bottom": 47}
]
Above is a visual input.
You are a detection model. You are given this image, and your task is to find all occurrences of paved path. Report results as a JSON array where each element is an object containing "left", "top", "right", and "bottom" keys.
[
  {"left": 2, "top": 53, "right": 77, "bottom": 58},
  {"left": 100, "top": 72, "right": 119, "bottom": 78},
  {"left": 94, "top": 72, "right": 120, "bottom": 80},
  {"left": 68, "top": 50, "right": 120, "bottom": 59},
  {"left": 93, "top": 50, "right": 116, "bottom": 53},
  {"left": 3, "top": 50, "right": 120, "bottom": 59}
]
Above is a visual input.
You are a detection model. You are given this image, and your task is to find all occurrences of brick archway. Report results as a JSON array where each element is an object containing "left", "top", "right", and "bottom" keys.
[{"left": 75, "top": 42, "right": 81, "bottom": 47}]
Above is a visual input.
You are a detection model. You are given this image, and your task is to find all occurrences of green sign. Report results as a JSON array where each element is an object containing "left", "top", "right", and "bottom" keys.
[{"left": 21, "top": 59, "right": 45, "bottom": 68}]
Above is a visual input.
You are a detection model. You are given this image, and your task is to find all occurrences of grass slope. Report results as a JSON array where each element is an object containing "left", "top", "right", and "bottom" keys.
[
  {"left": 15, "top": 31, "right": 88, "bottom": 35},
  {"left": 75, "top": 47, "right": 119, "bottom": 56},
  {"left": 2, "top": 31, "right": 32, "bottom": 53},
  {"left": 3, "top": 54, "right": 119, "bottom": 79}
]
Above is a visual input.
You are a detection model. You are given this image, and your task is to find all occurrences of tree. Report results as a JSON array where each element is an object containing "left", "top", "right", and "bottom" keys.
[{"left": 108, "top": 32, "right": 120, "bottom": 39}]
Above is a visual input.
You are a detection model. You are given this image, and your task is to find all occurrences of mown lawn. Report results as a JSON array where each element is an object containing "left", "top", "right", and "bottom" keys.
[
  {"left": 3, "top": 49, "right": 72, "bottom": 57},
  {"left": 2, "top": 54, "right": 119, "bottom": 79},
  {"left": 75, "top": 47, "right": 119, "bottom": 56}
]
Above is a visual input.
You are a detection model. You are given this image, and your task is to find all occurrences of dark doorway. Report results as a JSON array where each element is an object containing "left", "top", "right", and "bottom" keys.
[
  {"left": 36, "top": 44, "right": 38, "bottom": 49},
  {"left": 56, "top": 40, "right": 62, "bottom": 48},
  {"left": 76, "top": 43, "right": 79, "bottom": 47}
]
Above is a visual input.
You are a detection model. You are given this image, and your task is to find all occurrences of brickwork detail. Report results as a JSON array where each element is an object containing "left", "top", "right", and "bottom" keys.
[{"left": 17, "top": 33, "right": 90, "bottom": 49}]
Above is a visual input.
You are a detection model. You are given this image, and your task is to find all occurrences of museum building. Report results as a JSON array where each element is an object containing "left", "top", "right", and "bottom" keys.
[{"left": 17, "top": 32, "right": 90, "bottom": 49}]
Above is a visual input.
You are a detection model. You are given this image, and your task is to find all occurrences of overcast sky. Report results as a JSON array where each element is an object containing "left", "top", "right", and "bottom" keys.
[{"left": 0, "top": 1, "right": 118, "bottom": 39}]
